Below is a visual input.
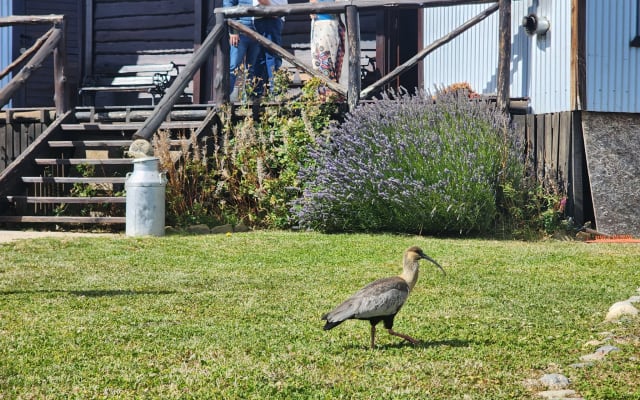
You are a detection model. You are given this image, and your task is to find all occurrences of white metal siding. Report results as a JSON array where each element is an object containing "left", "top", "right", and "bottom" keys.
[
  {"left": 586, "top": 0, "right": 640, "bottom": 112},
  {"left": 422, "top": 0, "right": 573, "bottom": 114},
  {"left": 1, "top": 1, "right": 12, "bottom": 107}
]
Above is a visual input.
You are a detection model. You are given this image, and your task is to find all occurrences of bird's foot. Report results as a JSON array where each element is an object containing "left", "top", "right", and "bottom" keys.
[{"left": 387, "top": 329, "right": 420, "bottom": 346}]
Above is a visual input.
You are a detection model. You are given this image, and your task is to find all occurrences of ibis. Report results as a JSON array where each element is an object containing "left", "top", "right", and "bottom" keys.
[{"left": 322, "top": 246, "right": 445, "bottom": 349}]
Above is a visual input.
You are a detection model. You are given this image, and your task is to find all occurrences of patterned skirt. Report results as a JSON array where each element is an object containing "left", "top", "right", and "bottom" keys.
[{"left": 310, "top": 18, "right": 345, "bottom": 82}]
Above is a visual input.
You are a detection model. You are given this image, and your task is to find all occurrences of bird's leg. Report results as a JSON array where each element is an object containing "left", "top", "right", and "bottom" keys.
[
  {"left": 370, "top": 325, "right": 376, "bottom": 349},
  {"left": 387, "top": 329, "right": 420, "bottom": 345}
]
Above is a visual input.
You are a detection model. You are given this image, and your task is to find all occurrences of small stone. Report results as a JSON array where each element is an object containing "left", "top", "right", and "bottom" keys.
[
  {"left": 127, "top": 139, "right": 154, "bottom": 158},
  {"left": 595, "top": 345, "right": 620, "bottom": 355},
  {"left": 164, "top": 226, "right": 179, "bottom": 235},
  {"left": 575, "top": 231, "right": 590, "bottom": 241},
  {"left": 605, "top": 301, "right": 638, "bottom": 321},
  {"left": 210, "top": 224, "right": 233, "bottom": 234},
  {"left": 583, "top": 339, "right": 604, "bottom": 347},
  {"left": 628, "top": 295, "right": 640, "bottom": 303},
  {"left": 579, "top": 345, "right": 620, "bottom": 362},
  {"left": 539, "top": 374, "right": 571, "bottom": 390},
  {"left": 537, "top": 389, "right": 576, "bottom": 399},
  {"left": 580, "top": 352, "right": 605, "bottom": 362},
  {"left": 570, "top": 362, "right": 593, "bottom": 369},
  {"left": 233, "top": 222, "right": 250, "bottom": 233},
  {"left": 187, "top": 224, "right": 211, "bottom": 234}
]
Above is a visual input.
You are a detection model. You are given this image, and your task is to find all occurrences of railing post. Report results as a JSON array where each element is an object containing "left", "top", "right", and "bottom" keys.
[
  {"left": 213, "top": 12, "right": 230, "bottom": 106},
  {"left": 345, "top": 5, "right": 361, "bottom": 111},
  {"left": 496, "top": 0, "right": 511, "bottom": 113},
  {"left": 0, "top": 21, "right": 64, "bottom": 110},
  {"left": 53, "top": 18, "right": 69, "bottom": 115},
  {"left": 133, "top": 21, "right": 226, "bottom": 140}
]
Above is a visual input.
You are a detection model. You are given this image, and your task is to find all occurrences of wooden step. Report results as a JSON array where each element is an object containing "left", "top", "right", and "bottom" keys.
[
  {"left": 0, "top": 215, "right": 125, "bottom": 224},
  {"left": 49, "top": 140, "right": 133, "bottom": 148},
  {"left": 35, "top": 158, "right": 134, "bottom": 166},
  {"left": 48, "top": 139, "right": 189, "bottom": 148},
  {"left": 6, "top": 196, "right": 126, "bottom": 204},
  {"left": 61, "top": 121, "right": 204, "bottom": 131},
  {"left": 22, "top": 176, "right": 127, "bottom": 184}
]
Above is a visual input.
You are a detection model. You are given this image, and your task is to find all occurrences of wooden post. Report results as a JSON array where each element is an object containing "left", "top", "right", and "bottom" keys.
[
  {"left": 0, "top": 24, "right": 63, "bottom": 110},
  {"left": 345, "top": 5, "right": 361, "bottom": 111},
  {"left": 193, "top": 0, "right": 204, "bottom": 103},
  {"left": 133, "top": 21, "right": 226, "bottom": 140},
  {"left": 53, "top": 19, "right": 70, "bottom": 115},
  {"left": 213, "top": 12, "right": 230, "bottom": 106},
  {"left": 496, "top": 0, "right": 511, "bottom": 113}
]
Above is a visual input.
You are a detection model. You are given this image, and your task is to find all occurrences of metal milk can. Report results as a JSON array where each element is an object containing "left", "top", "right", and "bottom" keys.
[{"left": 125, "top": 157, "right": 167, "bottom": 236}]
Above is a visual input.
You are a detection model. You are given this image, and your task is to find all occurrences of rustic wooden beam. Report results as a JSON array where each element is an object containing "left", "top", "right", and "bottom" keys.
[
  {"left": 361, "top": 2, "right": 499, "bottom": 99},
  {"left": 0, "top": 24, "right": 63, "bottom": 110},
  {"left": 219, "top": 0, "right": 496, "bottom": 18},
  {"left": 571, "top": 0, "right": 586, "bottom": 110},
  {"left": 213, "top": 12, "right": 230, "bottom": 106},
  {"left": 496, "top": 0, "right": 511, "bottom": 113},
  {"left": 0, "top": 15, "right": 64, "bottom": 26},
  {"left": 227, "top": 19, "right": 347, "bottom": 97},
  {"left": 133, "top": 20, "right": 226, "bottom": 140},
  {"left": 346, "top": 5, "right": 361, "bottom": 111},
  {"left": 0, "top": 27, "right": 54, "bottom": 80},
  {"left": 53, "top": 20, "right": 70, "bottom": 115}
]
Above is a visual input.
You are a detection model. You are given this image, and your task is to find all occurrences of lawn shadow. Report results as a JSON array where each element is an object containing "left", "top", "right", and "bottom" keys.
[
  {"left": 70, "top": 290, "right": 175, "bottom": 297},
  {"left": 1, "top": 289, "right": 175, "bottom": 297},
  {"left": 342, "top": 338, "right": 476, "bottom": 351}
]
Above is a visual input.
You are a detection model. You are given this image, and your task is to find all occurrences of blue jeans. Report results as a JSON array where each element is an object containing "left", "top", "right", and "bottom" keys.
[
  {"left": 254, "top": 17, "right": 283, "bottom": 91},
  {"left": 229, "top": 32, "right": 261, "bottom": 94}
]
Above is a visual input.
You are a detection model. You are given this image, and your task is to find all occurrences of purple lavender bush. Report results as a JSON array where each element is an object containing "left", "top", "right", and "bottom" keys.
[{"left": 291, "top": 90, "right": 523, "bottom": 235}]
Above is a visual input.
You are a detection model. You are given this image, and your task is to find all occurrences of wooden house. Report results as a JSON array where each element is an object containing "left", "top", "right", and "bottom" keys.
[
  {"left": 1, "top": 0, "right": 636, "bottom": 236},
  {"left": 421, "top": 0, "right": 640, "bottom": 236}
]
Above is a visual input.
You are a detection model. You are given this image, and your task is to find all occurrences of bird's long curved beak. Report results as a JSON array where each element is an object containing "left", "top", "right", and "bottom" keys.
[{"left": 422, "top": 255, "right": 446, "bottom": 276}]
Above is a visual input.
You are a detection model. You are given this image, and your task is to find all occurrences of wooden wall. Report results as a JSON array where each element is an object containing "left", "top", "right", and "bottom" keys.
[
  {"left": 512, "top": 111, "right": 593, "bottom": 227},
  {"left": 0, "top": 110, "right": 55, "bottom": 173},
  {"left": 11, "top": 0, "right": 82, "bottom": 107},
  {"left": 88, "top": 0, "right": 197, "bottom": 105}
]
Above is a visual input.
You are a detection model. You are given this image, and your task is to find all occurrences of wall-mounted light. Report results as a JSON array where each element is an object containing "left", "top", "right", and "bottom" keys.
[{"left": 523, "top": 14, "right": 550, "bottom": 36}]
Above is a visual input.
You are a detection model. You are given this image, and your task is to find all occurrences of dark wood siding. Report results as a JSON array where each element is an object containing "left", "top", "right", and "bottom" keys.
[
  {"left": 11, "top": 0, "right": 82, "bottom": 108},
  {"left": 88, "top": 0, "right": 196, "bottom": 105}
]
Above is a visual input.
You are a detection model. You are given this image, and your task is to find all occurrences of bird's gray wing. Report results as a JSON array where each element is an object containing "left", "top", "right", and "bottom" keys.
[{"left": 323, "top": 277, "right": 409, "bottom": 323}]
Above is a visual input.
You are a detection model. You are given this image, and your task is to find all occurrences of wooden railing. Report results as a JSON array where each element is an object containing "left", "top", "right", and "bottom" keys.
[
  {"left": 133, "top": 0, "right": 511, "bottom": 141},
  {"left": 0, "top": 15, "right": 69, "bottom": 115}
]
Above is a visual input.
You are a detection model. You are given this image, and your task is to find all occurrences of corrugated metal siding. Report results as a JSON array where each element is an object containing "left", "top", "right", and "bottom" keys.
[
  {"left": 422, "top": 0, "right": 573, "bottom": 114},
  {"left": 586, "top": 0, "right": 640, "bottom": 112},
  {"left": 1, "top": 1, "right": 12, "bottom": 108}
]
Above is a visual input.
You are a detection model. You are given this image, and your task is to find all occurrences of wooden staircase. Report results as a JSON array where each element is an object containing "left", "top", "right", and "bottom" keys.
[{"left": 0, "top": 105, "right": 219, "bottom": 228}]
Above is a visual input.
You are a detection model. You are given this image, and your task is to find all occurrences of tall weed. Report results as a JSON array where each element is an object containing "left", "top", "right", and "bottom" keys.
[{"left": 154, "top": 76, "right": 336, "bottom": 228}]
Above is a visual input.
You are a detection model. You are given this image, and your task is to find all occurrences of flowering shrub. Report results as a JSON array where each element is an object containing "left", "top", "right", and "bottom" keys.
[{"left": 292, "top": 90, "right": 524, "bottom": 235}]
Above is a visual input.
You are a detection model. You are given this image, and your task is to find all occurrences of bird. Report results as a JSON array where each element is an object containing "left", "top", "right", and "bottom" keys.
[{"left": 321, "top": 246, "right": 445, "bottom": 349}]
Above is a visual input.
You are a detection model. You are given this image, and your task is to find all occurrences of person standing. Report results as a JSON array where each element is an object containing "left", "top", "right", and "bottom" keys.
[
  {"left": 253, "top": 0, "right": 287, "bottom": 94},
  {"left": 310, "top": 0, "right": 345, "bottom": 86},
  {"left": 224, "top": 0, "right": 261, "bottom": 98}
]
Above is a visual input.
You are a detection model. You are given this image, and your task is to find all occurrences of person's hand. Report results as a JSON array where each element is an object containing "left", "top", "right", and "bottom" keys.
[{"left": 230, "top": 34, "right": 240, "bottom": 47}]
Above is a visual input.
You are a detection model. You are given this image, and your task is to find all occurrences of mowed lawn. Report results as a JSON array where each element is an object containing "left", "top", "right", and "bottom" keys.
[{"left": 0, "top": 231, "right": 639, "bottom": 399}]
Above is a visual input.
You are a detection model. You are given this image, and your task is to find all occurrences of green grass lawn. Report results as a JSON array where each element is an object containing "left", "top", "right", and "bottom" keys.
[{"left": 0, "top": 231, "right": 639, "bottom": 399}]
